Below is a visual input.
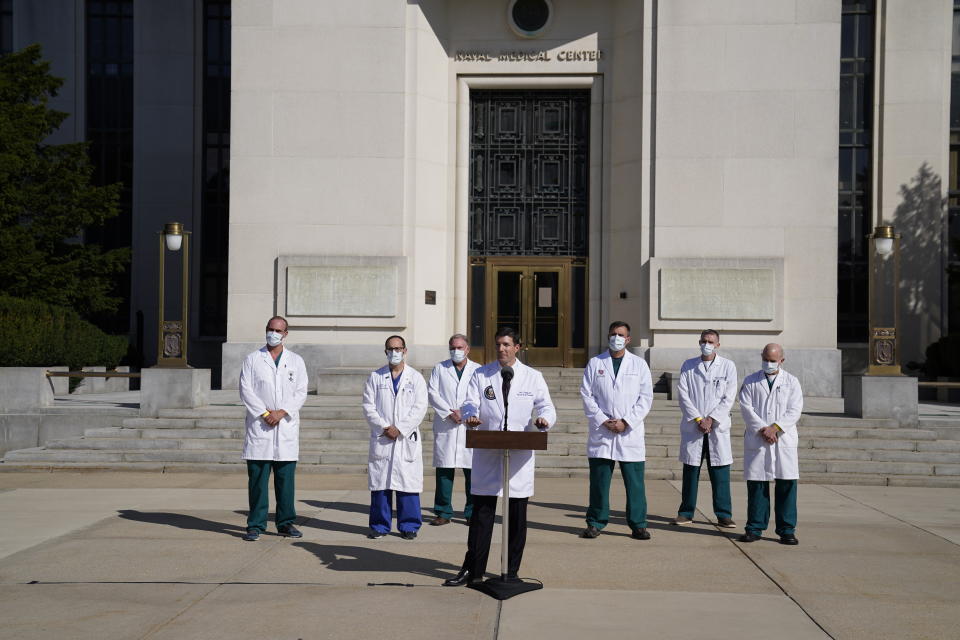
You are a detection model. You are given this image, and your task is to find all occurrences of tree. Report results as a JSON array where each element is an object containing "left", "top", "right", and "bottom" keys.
[{"left": 0, "top": 44, "right": 128, "bottom": 317}]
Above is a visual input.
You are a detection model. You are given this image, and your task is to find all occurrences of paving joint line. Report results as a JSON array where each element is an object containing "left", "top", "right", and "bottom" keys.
[
  {"left": 664, "top": 479, "right": 836, "bottom": 640},
  {"left": 821, "top": 485, "right": 960, "bottom": 548},
  {"left": 139, "top": 524, "right": 288, "bottom": 640}
]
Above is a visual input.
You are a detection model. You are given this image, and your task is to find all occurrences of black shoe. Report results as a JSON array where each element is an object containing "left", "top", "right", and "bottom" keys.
[
  {"left": 241, "top": 528, "right": 260, "bottom": 541},
  {"left": 580, "top": 525, "right": 601, "bottom": 539},
  {"left": 400, "top": 530, "right": 417, "bottom": 540},
  {"left": 504, "top": 572, "right": 521, "bottom": 583},
  {"left": 738, "top": 532, "right": 761, "bottom": 543},
  {"left": 278, "top": 524, "right": 302, "bottom": 538},
  {"left": 631, "top": 528, "right": 651, "bottom": 540},
  {"left": 368, "top": 530, "right": 386, "bottom": 539},
  {"left": 779, "top": 534, "right": 799, "bottom": 545},
  {"left": 442, "top": 568, "right": 475, "bottom": 587}
]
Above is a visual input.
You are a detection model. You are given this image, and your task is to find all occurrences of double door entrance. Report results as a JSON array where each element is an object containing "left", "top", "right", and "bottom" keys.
[
  {"left": 471, "top": 256, "right": 587, "bottom": 367},
  {"left": 467, "top": 89, "right": 590, "bottom": 367}
]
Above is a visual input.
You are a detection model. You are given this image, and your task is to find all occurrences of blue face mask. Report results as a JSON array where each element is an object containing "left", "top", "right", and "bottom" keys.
[
  {"left": 762, "top": 360, "right": 780, "bottom": 375},
  {"left": 450, "top": 349, "right": 466, "bottom": 363},
  {"left": 266, "top": 331, "right": 284, "bottom": 347},
  {"left": 700, "top": 342, "right": 716, "bottom": 356},
  {"left": 387, "top": 350, "right": 404, "bottom": 365}
]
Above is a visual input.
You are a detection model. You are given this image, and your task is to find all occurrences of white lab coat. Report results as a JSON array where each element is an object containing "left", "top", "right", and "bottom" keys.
[
  {"left": 461, "top": 360, "right": 556, "bottom": 498},
  {"left": 361, "top": 365, "right": 429, "bottom": 493},
  {"left": 738, "top": 369, "right": 804, "bottom": 481},
  {"left": 239, "top": 347, "right": 308, "bottom": 461},
  {"left": 676, "top": 355, "right": 738, "bottom": 467},
  {"left": 580, "top": 351, "right": 654, "bottom": 462},
  {"left": 427, "top": 358, "right": 482, "bottom": 468}
]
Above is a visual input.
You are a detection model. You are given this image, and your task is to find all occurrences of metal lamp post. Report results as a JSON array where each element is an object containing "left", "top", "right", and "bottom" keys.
[
  {"left": 866, "top": 224, "right": 901, "bottom": 376},
  {"left": 156, "top": 222, "right": 190, "bottom": 368}
]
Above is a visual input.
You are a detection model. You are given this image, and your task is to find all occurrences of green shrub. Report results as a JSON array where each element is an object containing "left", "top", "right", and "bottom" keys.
[{"left": 0, "top": 295, "right": 128, "bottom": 369}]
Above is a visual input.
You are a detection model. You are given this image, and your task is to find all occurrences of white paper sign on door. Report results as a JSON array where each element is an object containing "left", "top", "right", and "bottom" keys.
[{"left": 538, "top": 287, "right": 552, "bottom": 308}]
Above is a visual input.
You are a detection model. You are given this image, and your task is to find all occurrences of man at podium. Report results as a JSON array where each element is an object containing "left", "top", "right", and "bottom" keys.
[{"left": 442, "top": 327, "right": 556, "bottom": 586}]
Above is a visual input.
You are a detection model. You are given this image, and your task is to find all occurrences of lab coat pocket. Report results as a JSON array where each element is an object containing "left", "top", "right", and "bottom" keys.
[
  {"left": 371, "top": 435, "right": 394, "bottom": 461},
  {"left": 402, "top": 432, "right": 419, "bottom": 463},
  {"left": 778, "top": 427, "right": 798, "bottom": 448}
]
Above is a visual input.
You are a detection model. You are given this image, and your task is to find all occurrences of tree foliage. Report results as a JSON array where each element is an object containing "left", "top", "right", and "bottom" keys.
[{"left": 0, "top": 44, "right": 129, "bottom": 316}]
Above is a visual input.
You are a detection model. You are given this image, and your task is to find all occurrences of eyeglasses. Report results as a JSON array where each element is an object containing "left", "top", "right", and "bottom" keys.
[{"left": 385, "top": 348, "right": 404, "bottom": 353}]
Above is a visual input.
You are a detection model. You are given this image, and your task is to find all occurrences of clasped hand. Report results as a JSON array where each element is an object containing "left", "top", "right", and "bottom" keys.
[
  {"left": 697, "top": 417, "right": 714, "bottom": 434},
  {"left": 263, "top": 410, "right": 287, "bottom": 427},
  {"left": 382, "top": 425, "right": 401, "bottom": 440},
  {"left": 604, "top": 419, "right": 627, "bottom": 433},
  {"left": 759, "top": 425, "right": 779, "bottom": 444}
]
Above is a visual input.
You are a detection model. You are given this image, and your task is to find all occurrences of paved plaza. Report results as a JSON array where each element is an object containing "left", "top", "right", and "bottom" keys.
[{"left": 0, "top": 472, "right": 957, "bottom": 640}]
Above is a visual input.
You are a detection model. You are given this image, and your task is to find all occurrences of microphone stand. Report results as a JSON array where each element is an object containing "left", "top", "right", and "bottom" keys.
[{"left": 500, "top": 375, "right": 510, "bottom": 581}]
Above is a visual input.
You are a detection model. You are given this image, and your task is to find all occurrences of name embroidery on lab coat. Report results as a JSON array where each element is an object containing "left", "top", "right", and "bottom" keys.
[{"left": 484, "top": 385, "right": 496, "bottom": 400}]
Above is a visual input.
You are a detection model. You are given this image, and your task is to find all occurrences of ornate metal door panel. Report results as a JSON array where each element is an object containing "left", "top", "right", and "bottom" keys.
[
  {"left": 468, "top": 90, "right": 590, "bottom": 367},
  {"left": 470, "top": 90, "right": 590, "bottom": 257}
]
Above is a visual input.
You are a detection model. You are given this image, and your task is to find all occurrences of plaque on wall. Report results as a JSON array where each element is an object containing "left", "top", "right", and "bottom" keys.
[{"left": 286, "top": 265, "right": 398, "bottom": 317}]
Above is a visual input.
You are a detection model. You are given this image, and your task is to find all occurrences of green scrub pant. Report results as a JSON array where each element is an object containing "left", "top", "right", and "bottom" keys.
[
  {"left": 677, "top": 435, "right": 732, "bottom": 520},
  {"left": 585, "top": 458, "right": 647, "bottom": 531},
  {"left": 745, "top": 479, "right": 797, "bottom": 536},
  {"left": 433, "top": 467, "right": 473, "bottom": 520},
  {"left": 246, "top": 460, "right": 297, "bottom": 532}
]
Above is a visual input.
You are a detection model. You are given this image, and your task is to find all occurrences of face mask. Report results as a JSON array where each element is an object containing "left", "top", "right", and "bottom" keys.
[
  {"left": 266, "top": 331, "right": 284, "bottom": 347},
  {"left": 700, "top": 342, "right": 716, "bottom": 356},
  {"left": 762, "top": 360, "right": 780, "bottom": 375},
  {"left": 387, "top": 350, "right": 404, "bottom": 365},
  {"left": 608, "top": 335, "right": 626, "bottom": 352},
  {"left": 450, "top": 349, "right": 466, "bottom": 363}
]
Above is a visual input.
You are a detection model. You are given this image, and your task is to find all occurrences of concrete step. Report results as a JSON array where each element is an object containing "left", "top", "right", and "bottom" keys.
[
  {"left": 9, "top": 444, "right": 957, "bottom": 477},
  {"left": 3, "top": 460, "right": 959, "bottom": 487}
]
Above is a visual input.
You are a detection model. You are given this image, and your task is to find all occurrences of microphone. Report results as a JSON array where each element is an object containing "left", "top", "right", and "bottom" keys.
[{"left": 500, "top": 366, "right": 514, "bottom": 431}]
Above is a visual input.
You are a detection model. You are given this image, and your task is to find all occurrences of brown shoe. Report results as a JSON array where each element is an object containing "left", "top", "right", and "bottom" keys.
[
  {"left": 717, "top": 517, "right": 736, "bottom": 528},
  {"left": 430, "top": 516, "right": 451, "bottom": 526},
  {"left": 670, "top": 515, "right": 693, "bottom": 525}
]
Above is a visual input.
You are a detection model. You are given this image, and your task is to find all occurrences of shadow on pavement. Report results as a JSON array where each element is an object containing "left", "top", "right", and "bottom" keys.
[
  {"left": 293, "top": 541, "right": 461, "bottom": 579},
  {"left": 300, "top": 500, "right": 370, "bottom": 515},
  {"left": 528, "top": 501, "right": 730, "bottom": 538},
  {"left": 117, "top": 510, "right": 248, "bottom": 539}
]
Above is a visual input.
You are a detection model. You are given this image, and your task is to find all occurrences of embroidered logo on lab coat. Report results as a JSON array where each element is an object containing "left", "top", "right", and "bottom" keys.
[
  {"left": 598, "top": 369, "right": 605, "bottom": 376},
  {"left": 484, "top": 385, "right": 496, "bottom": 400},
  {"left": 288, "top": 371, "right": 294, "bottom": 383}
]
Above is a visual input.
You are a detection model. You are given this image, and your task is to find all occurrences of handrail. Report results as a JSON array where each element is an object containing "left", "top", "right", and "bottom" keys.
[
  {"left": 45, "top": 371, "right": 141, "bottom": 378},
  {"left": 917, "top": 381, "right": 960, "bottom": 388}
]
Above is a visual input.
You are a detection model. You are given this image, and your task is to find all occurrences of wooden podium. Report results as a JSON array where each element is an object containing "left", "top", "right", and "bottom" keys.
[{"left": 464, "top": 429, "right": 547, "bottom": 600}]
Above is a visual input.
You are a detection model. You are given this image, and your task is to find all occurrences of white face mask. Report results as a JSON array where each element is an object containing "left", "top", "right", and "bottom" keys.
[
  {"left": 608, "top": 335, "right": 627, "bottom": 352},
  {"left": 266, "top": 331, "right": 284, "bottom": 347},
  {"left": 762, "top": 360, "right": 780, "bottom": 375},
  {"left": 700, "top": 342, "right": 716, "bottom": 356},
  {"left": 387, "top": 350, "right": 404, "bottom": 365},
  {"left": 450, "top": 349, "right": 466, "bottom": 364}
]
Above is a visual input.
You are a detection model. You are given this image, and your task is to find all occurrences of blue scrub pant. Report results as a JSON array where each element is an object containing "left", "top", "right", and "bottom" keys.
[
  {"left": 369, "top": 490, "right": 422, "bottom": 534},
  {"left": 745, "top": 479, "right": 798, "bottom": 536}
]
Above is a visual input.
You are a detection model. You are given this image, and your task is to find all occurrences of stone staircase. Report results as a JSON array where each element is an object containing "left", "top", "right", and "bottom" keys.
[{"left": 3, "top": 368, "right": 960, "bottom": 486}]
